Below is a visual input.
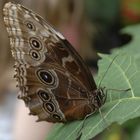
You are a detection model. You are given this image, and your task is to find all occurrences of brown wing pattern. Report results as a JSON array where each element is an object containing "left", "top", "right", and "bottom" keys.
[{"left": 3, "top": 2, "right": 96, "bottom": 122}]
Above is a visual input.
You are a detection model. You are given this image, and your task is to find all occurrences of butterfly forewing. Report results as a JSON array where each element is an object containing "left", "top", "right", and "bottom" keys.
[{"left": 3, "top": 2, "right": 100, "bottom": 122}]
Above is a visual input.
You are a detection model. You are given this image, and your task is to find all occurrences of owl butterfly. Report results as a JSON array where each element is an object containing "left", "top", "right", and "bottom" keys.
[{"left": 3, "top": 2, "right": 106, "bottom": 123}]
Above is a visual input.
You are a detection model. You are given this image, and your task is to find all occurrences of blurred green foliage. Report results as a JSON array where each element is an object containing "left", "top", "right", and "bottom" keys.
[{"left": 85, "top": 0, "right": 120, "bottom": 26}]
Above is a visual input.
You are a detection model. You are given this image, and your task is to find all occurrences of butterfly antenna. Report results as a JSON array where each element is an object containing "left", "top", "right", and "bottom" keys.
[{"left": 98, "top": 54, "right": 119, "bottom": 88}]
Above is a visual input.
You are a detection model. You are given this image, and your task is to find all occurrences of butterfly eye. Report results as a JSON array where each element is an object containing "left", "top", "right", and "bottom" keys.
[
  {"left": 36, "top": 69, "right": 55, "bottom": 86},
  {"left": 38, "top": 90, "right": 50, "bottom": 101},
  {"left": 43, "top": 102, "right": 55, "bottom": 113},
  {"left": 29, "top": 37, "right": 42, "bottom": 50},
  {"left": 30, "top": 50, "right": 41, "bottom": 60},
  {"left": 52, "top": 114, "right": 61, "bottom": 121},
  {"left": 25, "top": 21, "right": 36, "bottom": 31}
]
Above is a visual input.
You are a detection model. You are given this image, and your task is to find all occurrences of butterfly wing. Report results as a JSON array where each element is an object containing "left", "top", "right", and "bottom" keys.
[{"left": 3, "top": 2, "right": 97, "bottom": 122}]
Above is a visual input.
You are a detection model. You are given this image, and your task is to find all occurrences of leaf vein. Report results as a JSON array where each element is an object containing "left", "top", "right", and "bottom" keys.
[
  {"left": 107, "top": 56, "right": 135, "bottom": 98},
  {"left": 84, "top": 101, "right": 121, "bottom": 139}
]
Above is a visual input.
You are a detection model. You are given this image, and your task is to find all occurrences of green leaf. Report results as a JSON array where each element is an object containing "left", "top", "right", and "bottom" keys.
[
  {"left": 112, "top": 24, "right": 140, "bottom": 59},
  {"left": 47, "top": 53, "right": 140, "bottom": 140},
  {"left": 132, "top": 125, "right": 140, "bottom": 140},
  {"left": 112, "top": 24, "right": 140, "bottom": 70}
]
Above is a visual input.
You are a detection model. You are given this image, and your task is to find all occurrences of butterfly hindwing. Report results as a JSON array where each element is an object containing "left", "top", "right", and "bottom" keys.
[{"left": 3, "top": 2, "right": 97, "bottom": 122}]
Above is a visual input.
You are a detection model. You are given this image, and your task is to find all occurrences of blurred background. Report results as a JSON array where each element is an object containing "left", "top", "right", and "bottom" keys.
[{"left": 0, "top": 0, "right": 140, "bottom": 140}]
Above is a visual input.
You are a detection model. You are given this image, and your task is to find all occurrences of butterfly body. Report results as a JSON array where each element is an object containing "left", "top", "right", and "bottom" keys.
[{"left": 3, "top": 2, "right": 106, "bottom": 123}]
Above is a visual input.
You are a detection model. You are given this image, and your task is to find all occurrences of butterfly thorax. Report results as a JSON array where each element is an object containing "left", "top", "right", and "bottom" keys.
[{"left": 89, "top": 88, "right": 106, "bottom": 110}]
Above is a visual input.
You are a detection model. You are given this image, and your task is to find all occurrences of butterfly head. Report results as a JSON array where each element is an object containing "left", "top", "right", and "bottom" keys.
[{"left": 90, "top": 88, "right": 106, "bottom": 109}]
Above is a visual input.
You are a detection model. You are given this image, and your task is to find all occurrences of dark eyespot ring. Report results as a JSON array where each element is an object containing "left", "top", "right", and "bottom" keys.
[
  {"left": 25, "top": 21, "right": 36, "bottom": 31},
  {"left": 29, "top": 50, "right": 41, "bottom": 60},
  {"left": 36, "top": 69, "right": 55, "bottom": 85},
  {"left": 52, "top": 114, "right": 61, "bottom": 121},
  {"left": 43, "top": 102, "right": 55, "bottom": 113},
  {"left": 29, "top": 37, "right": 42, "bottom": 50},
  {"left": 38, "top": 90, "right": 50, "bottom": 101}
]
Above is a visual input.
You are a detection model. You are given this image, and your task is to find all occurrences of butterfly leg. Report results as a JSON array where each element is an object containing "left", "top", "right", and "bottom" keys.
[{"left": 76, "top": 111, "right": 96, "bottom": 140}]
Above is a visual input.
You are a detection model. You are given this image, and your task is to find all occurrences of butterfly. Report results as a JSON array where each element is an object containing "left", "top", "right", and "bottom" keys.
[{"left": 3, "top": 2, "right": 106, "bottom": 123}]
